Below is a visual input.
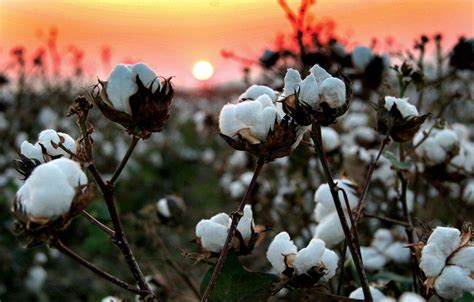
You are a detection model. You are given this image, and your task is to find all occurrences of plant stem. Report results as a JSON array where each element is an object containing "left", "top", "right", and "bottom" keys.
[
  {"left": 363, "top": 212, "right": 410, "bottom": 227},
  {"left": 311, "top": 123, "right": 373, "bottom": 302},
  {"left": 201, "top": 157, "right": 265, "bottom": 302},
  {"left": 81, "top": 210, "right": 115, "bottom": 237},
  {"left": 51, "top": 238, "right": 148, "bottom": 296},
  {"left": 110, "top": 136, "right": 140, "bottom": 184}
]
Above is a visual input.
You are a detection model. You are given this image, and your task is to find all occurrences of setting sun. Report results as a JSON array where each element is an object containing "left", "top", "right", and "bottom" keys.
[{"left": 192, "top": 60, "right": 214, "bottom": 81}]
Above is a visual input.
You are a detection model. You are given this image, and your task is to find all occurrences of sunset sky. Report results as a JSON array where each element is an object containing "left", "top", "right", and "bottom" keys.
[{"left": 1, "top": 0, "right": 472, "bottom": 87}]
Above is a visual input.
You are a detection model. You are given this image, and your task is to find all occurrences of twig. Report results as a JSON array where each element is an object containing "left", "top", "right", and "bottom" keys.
[
  {"left": 311, "top": 122, "right": 373, "bottom": 302},
  {"left": 363, "top": 212, "right": 410, "bottom": 227},
  {"left": 109, "top": 136, "right": 140, "bottom": 184},
  {"left": 201, "top": 157, "right": 266, "bottom": 301},
  {"left": 81, "top": 210, "right": 115, "bottom": 237},
  {"left": 51, "top": 238, "right": 148, "bottom": 296},
  {"left": 404, "top": 124, "right": 435, "bottom": 157}
]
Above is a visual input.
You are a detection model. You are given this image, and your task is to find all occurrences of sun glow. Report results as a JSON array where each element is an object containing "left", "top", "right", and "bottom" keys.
[{"left": 192, "top": 60, "right": 214, "bottom": 81}]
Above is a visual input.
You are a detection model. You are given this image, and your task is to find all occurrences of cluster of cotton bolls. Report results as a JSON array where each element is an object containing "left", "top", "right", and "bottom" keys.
[
  {"left": 358, "top": 228, "right": 411, "bottom": 271},
  {"left": 21, "top": 129, "right": 77, "bottom": 162},
  {"left": 418, "top": 226, "right": 474, "bottom": 299},
  {"left": 349, "top": 287, "right": 425, "bottom": 302},
  {"left": 14, "top": 158, "right": 87, "bottom": 221},
  {"left": 195, "top": 205, "right": 255, "bottom": 253},
  {"left": 266, "top": 232, "right": 338, "bottom": 283},
  {"left": 413, "top": 126, "right": 460, "bottom": 166}
]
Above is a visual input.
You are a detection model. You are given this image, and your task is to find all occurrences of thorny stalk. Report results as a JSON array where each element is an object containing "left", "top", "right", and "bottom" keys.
[
  {"left": 311, "top": 122, "right": 373, "bottom": 302},
  {"left": 201, "top": 157, "right": 266, "bottom": 302}
]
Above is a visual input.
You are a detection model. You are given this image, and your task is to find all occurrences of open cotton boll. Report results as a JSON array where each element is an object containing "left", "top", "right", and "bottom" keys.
[
  {"left": 219, "top": 104, "right": 247, "bottom": 138},
  {"left": 319, "top": 77, "right": 346, "bottom": 108},
  {"left": 25, "top": 265, "right": 47, "bottom": 292},
  {"left": 21, "top": 141, "right": 44, "bottom": 163},
  {"left": 314, "top": 203, "right": 333, "bottom": 222},
  {"left": 320, "top": 249, "right": 339, "bottom": 281},
  {"left": 434, "top": 129, "right": 459, "bottom": 152},
  {"left": 234, "top": 100, "right": 262, "bottom": 127},
  {"left": 384, "top": 96, "right": 419, "bottom": 118},
  {"left": 293, "top": 239, "right": 326, "bottom": 275},
  {"left": 426, "top": 227, "right": 461, "bottom": 256},
  {"left": 195, "top": 219, "right": 229, "bottom": 253},
  {"left": 399, "top": 292, "right": 426, "bottom": 302},
  {"left": 266, "top": 232, "right": 298, "bottom": 274},
  {"left": 209, "top": 212, "right": 231, "bottom": 227},
  {"left": 463, "top": 180, "right": 474, "bottom": 205},
  {"left": 157, "top": 198, "right": 171, "bottom": 218},
  {"left": 321, "top": 127, "right": 340, "bottom": 153},
  {"left": 310, "top": 64, "right": 331, "bottom": 84},
  {"left": 434, "top": 265, "right": 474, "bottom": 299},
  {"left": 252, "top": 106, "right": 278, "bottom": 141},
  {"left": 106, "top": 64, "right": 136, "bottom": 114},
  {"left": 236, "top": 205, "right": 254, "bottom": 240},
  {"left": 372, "top": 229, "right": 394, "bottom": 251},
  {"left": 352, "top": 46, "right": 374, "bottom": 71},
  {"left": 384, "top": 242, "right": 411, "bottom": 264},
  {"left": 101, "top": 296, "right": 121, "bottom": 302},
  {"left": 298, "top": 74, "right": 319, "bottom": 106},
  {"left": 48, "top": 158, "right": 87, "bottom": 188},
  {"left": 360, "top": 246, "right": 387, "bottom": 271},
  {"left": 239, "top": 85, "right": 276, "bottom": 102},
  {"left": 419, "top": 244, "right": 448, "bottom": 277},
  {"left": 38, "top": 129, "right": 76, "bottom": 157},
  {"left": 449, "top": 246, "right": 474, "bottom": 271},
  {"left": 349, "top": 286, "right": 387, "bottom": 301},
  {"left": 313, "top": 211, "right": 348, "bottom": 247},
  {"left": 283, "top": 68, "right": 303, "bottom": 97},
  {"left": 131, "top": 62, "right": 160, "bottom": 92},
  {"left": 314, "top": 179, "right": 359, "bottom": 212},
  {"left": 417, "top": 138, "right": 447, "bottom": 165}
]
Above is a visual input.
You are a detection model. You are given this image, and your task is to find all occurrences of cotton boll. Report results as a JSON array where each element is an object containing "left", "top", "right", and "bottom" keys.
[
  {"left": 234, "top": 100, "right": 262, "bottom": 129},
  {"left": 352, "top": 46, "right": 374, "bottom": 71},
  {"left": 239, "top": 85, "right": 276, "bottom": 102},
  {"left": 131, "top": 62, "right": 160, "bottom": 92},
  {"left": 314, "top": 203, "right": 333, "bottom": 223},
  {"left": 434, "top": 129, "right": 459, "bottom": 152},
  {"left": 283, "top": 68, "right": 302, "bottom": 96},
  {"left": 463, "top": 180, "right": 474, "bottom": 205},
  {"left": 255, "top": 94, "right": 275, "bottom": 109},
  {"left": 349, "top": 286, "right": 387, "bottom": 301},
  {"left": 319, "top": 77, "right": 346, "bottom": 108},
  {"left": 229, "top": 181, "right": 245, "bottom": 198},
  {"left": 106, "top": 64, "right": 136, "bottom": 114},
  {"left": 310, "top": 64, "right": 331, "bottom": 84},
  {"left": 219, "top": 104, "right": 246, "bottom": 138},
  {"left": 342, "top": 112, "right": 369, "bottom": 131},
  {"left": 195, "top": 219, "right": 229, "bottom": 253},
  {"left": 384, "top": 96, "right": 419, "bottom": 118},
  {"left": 48, "top": 158, "right": 87, "bottom": 188},
  {"left": 57, "top": 132, "right": 77, "bottom": 155},
  {"left": 293, "top": 239, "right": 326, "bottom": 275},
  {"left": 266, "top": 232, "right": 298, "bottom": 274},
  {"left": 314, "top": 180, "right": 359, "bottom": 212},
  {"left": 449, "top": 246, "right": 474, "bottom": 271},
  {"left": 321, "top": 127, "right": 340, "bottom": 153},
  {"left": 252, "top": 106, "right": 277, "bottom": 141},
  {"left": 298, "top": 74, "right": 319, "bottom": 106},
  {"left": 419, "top": 244, "right": 448, "bottom": 277},
  {"left": 426, "top": 227, "right": 461, "bottom": 256},
  {"left": 236, "top": 205, "right": 254, "bottom": 240},
  {"left": 157, "top": 198, "right": 171, "bottom": 218},
  {"left": 434, "top": 265, "right": 474, "bottom": 299},
  {"left": 384, "top": 242, "right": 411, "bottom": 264},
  {"left": 101, "top": 296, "right": 121, "bottom": 302},
  {"left": 21, "top": 141, "right": 44, "bottom": 163},
  {"left": 25, "top": 265, "right": 47, "bottom": 293},
  {"left": 420, "top": 138, "right": 447, "bottom": 165},
  {"left": 209, "top": 212, "right": 231, "bottom": 227},
  {"left": 313, "top": 211, "right": 348, "bottom": 247},
  {"left": 360, "top": 246, "right": 387, "bottom": 271},
  {"left": 38, "top": 129, "right": 76, "bottom": 157},
  {"left": 372, "top": 229, "right": 394, "bottom": 251},
  {"left": 320, "top": 248, "right": 339, "bottom": 281},
  {"left": 399, "top": 292, "right": 426, "bottom": 302}
]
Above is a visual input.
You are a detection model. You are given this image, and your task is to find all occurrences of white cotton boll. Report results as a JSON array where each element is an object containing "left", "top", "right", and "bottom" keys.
[
  {"left": 219, "top": 104, "right": 246, "bottom": 138},
  {"left": 234, "top": 100, "right": 262, "bottom": 128},
  {"left": 360, "top": 246, "right": 387, "bottom": 271},
  {"left": 463, "top": 180, "right": 474, "bottom": 205},
  {"left": 310, "top": 64, "right": 331, "bottom": 84},
  {"left": 131, "top": 62, "right": 160, "bottom": 92},
  {"left": 314, "top": 180, "right": 359, "bottom": 212},
  {"left": 106, "top": 64, "right": 136, "bottom": 114},
  {"left": 255, "top": 94, "right": 275, "bottom": 109},
  {"left": 342, "top": 112, "right": 369, "bottom": 130},
  {"left": 237, "top": 205, "right": 254, "bottom": 240},
  {"left": 101, "top": 296, "right": 121, "bottom": 302},
  {"left": 349, "top": 286, "right": 387, "bottom": 301},
  {"left": 352, "top": 46, "right": 374, "bottom": 72},
  {"left": 48, "top": 158, "right": 87, "bottom": 188},
  {"left": 419, "top": 244, "right": 448, "bottom": 277},
  {"left": 228, "top": 151, "right": 247, "bottom": 169},
  {"left": 239, "top": 85, "right": 276, "bottom": 102},
  {"left": 354, "top": 126, "right": 377, "bottom": 144},
  {"left": 384, "top": 242, "right": 411, "bottom": 264},
  {"left": 293, "top": 239, "right": 326, "bottom": 275},
  {"left": 320, "top": 248, "right": 339, "bottom": 281},
  {"left": 384, "top": 96, "right": 419, "bottom": 118},
  {"left": 420, "top": 138, "right": 447, "bottom": 165},
  {"left": 449, "top": 246, "right": 474, "bottom": 271},
  {"left": 434, "top": 265, "right": 474, "bottom": 299},
  {"left": 313, "top": 211, "right": 348, "bottom": 247},
  {"left": 25, "top": 265, "right": 47, "bottom": 292},
  {"left": 426, "top": 227, "right": 461, "bottom": 256},
  {"left": 319, "top": 77, "right": 346, "bottom": 108},
  {"left": 209, "top": 212, "right": 231, "bottom": 227},
  {"left": 434, "top": 129, "right": 458, "bottom": 152},
  {"left": 38, "top": 130, "right": 76, "bottom": 157},
  {"left": 372, "top": 229, "right": 394, "bottom": 251},
  {"left": 195, "top": 219, "right": 229, "bottom": 253},
  {"left": 21, "top": 141, "right": 44, "bottom": 163},
  {"left": 283, "top": 68, "right": 303, "bottom": 96},
  {"left": 298, "top": 74, "right": 319, "bottom": 106},
  {"left": 229, "top": 181, "right": 245, "bottom": 198},
  {"left": 452, "top": 123, "right": 470, "bottom": 141},
  {"left": 266, "top": 232, "right": 298, "bottom": 274},
  {"left": 321, "top": 127, "right": 340, "bottom": 152},
  {"left": 57, "top": 132, "right": 77, "bottom": 155},
  {"left": 252, "top": 106, "right": 277, "bottom": 141},
  {"left": 399, "top": 292, "right": 426, "bottom": 302},
  {"left": 157, "top": 198, "right": 171, "bottom": 218},
  {"left": 314, "top": 203, "right": 333, "bottom": 223}
]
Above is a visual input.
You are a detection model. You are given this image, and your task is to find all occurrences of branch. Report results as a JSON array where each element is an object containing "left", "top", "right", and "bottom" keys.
[
  {"left": 81, "top": 210, "right": 115, "bottom": 237},
  {"left": 109, "top": 136, "right": 139, "bottom": 184},
  {"left": 201, "top": 157, "right": 266, "bottom": 301}
]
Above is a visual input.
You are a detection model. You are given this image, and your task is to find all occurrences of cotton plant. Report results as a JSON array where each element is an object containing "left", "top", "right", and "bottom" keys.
[
  {"left": 266, "top": 232, "right": 338, "bottom": 287},
  {"left": 313, "top": 178, "right": 360, "bottom": 247},
  {"left": 417, "top": 226, "right": 474, "bottom": 299}
]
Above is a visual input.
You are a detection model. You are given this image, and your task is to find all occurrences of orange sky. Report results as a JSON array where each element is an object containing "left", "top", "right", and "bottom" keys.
[{"left": 1, "top": 0, "right": 472, "bottom": 87}]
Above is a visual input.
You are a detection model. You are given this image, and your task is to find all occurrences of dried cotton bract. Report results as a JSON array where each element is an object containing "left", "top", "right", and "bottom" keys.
[{"left": 266, "top": 232, "right": 338, "bottom": 287}]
